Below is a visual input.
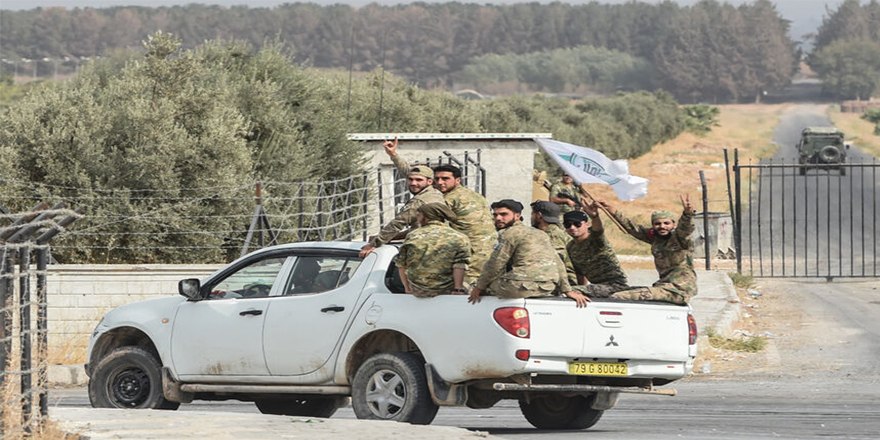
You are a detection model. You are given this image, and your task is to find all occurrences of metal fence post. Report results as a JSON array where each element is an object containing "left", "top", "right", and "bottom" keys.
[
  {"left": 733, "top": 149, "right": 743, "bottom": 274},
  {"left": 699, "top": 170, "right": 710, "bottom": 270},
  {"left": 19, "top": 244, "right": 33, "bottom": 432}
]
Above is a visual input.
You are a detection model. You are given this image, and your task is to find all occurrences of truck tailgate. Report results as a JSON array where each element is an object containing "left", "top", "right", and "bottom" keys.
[{"left": 525, "top": 298, "right": 691, "bottom": 361}]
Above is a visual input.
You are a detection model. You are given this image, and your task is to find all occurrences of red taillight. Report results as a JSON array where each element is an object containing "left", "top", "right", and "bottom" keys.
[
  {"left": 515, "top": 349, "right": 530, "bottom": 361},
  {"left": 688, "top": 314, "right": 698, "bottom": 345},
  {"left": 494, "top": 307, "right": 530, "bottom": 338}
]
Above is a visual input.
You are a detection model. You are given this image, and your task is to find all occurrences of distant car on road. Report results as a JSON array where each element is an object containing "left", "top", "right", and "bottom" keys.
[{"left": 796, "top": 127, "right": 849, "bottom": 176}]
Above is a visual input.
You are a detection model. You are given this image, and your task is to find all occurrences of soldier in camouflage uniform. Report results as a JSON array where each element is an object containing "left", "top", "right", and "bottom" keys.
[
  {"left": 384, "top": 138, "right": 496, "bottom": 283},
  {"left": 548, "top": 173, "right": 580, "bottom": 214},
  {"left": 359, "top": 151, "right": 445, "bottom": 258},
  {"left": 563, "top": 207, "right": 629, "bottom": 303},
  {"left": 396, "top": 203, "right": 471, "bottom": 298},
  {"left": 530, "top": 201, "right": 577, "bottom": 285},
  {"left": 598, "top": 195, "right": 697, "bottom": 304},
  {"left": 468, "top": 200, "right": 578, "bottom": 305}
]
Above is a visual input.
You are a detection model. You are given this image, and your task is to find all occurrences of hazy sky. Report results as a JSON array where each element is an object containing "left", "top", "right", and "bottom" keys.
[{"left": 0, "top": 0, "right": 846, "bottom": 42}]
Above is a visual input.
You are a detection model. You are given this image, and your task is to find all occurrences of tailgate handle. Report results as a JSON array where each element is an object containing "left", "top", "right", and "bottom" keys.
[
  {"left": 598, "top": 311, "right": 623, "bottom": 328},
  {"left": 239, "top": 309, "right": 263, "bottom": 316}
]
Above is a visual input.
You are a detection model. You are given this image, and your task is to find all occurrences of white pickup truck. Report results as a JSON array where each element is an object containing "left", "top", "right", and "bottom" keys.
[{"left": 86, "top": 241, "right": 697, "bottom": 429}]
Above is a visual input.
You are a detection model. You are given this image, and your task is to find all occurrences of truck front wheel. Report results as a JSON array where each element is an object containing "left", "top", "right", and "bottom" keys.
[
  {"left": 351, "top": 352, "right": 438, "bottom": 425},
  {"left": 88, "top": 346, "right": 179, "bottom": 410},
  {"left": 519, "top": 394, "right": 603, "bottom": 430}
]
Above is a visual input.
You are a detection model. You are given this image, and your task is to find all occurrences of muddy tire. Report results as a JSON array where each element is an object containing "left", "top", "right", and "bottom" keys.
[
  {"left": 88, "top": 346, "right": 179, "bottom": 410},
  {"left": 351, "top": 352, "right": 438, "bottom": 425},
  {"left": 255, "top": 396, "right": 346, "bottom": 417},
  {"left": 519, "top": 395, "right": 603, "bottom": 430}
]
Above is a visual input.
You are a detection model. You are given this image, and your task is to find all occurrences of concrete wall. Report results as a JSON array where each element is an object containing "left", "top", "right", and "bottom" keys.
[
  {"left": 46, "top": 265, "right": 221, "bottom": 359},
  {"left": 355, "top": 134, "right": 544, "bottom": 232}
]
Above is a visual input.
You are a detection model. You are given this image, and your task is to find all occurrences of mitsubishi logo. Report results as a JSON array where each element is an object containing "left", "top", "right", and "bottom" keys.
[{"left": 606, "top": 335, "right": 619, "bottom": 347}]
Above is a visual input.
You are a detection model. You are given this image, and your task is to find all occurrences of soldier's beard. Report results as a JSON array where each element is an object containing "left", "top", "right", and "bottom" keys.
[{"left": 495, "top": 219, "right": 516, "bottom": 230}]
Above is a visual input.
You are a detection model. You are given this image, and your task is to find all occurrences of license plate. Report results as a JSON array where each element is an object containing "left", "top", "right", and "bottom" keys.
[{"left": 568, "top": 362, "right": 628, "bottom": 376}]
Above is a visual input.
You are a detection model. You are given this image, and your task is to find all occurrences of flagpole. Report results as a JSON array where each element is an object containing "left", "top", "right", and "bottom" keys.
[{"left": 578, "top": 186, "right": 628, "bottom": 233}]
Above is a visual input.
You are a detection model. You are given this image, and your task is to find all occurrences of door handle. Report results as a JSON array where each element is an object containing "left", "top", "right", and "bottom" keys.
[
  {"left": 321, "top": 306, "right": 345, "bottom": 313},
  {"left": 239, "top": 309, "right": 263, "bottom": 316}
]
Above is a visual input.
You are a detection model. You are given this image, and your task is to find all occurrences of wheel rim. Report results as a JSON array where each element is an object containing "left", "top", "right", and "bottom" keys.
[
  {"left": 110, "top": 367, "right": 151, "bottom": 407},
  {"left": 364, "top": 369, "right": 406, "bottom": 418}
]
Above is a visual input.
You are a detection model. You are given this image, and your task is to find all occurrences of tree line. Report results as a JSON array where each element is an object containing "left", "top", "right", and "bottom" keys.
[
  {"left": 0, "top": 34, "right": 714, "bottom": 264},
  {"left": 0, "top": 1, "right": 797, "bottom": 103},
  {"left": 809, "top": 0, "right": 880, "bottom": 100}
]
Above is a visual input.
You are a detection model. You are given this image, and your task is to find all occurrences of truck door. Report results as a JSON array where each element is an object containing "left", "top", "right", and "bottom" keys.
[
  {"left": 170, "top": 255, "right": 292, "bottom": 377},
  {"left": 262, "top": 254, "right": 369, "bottom": 380}
]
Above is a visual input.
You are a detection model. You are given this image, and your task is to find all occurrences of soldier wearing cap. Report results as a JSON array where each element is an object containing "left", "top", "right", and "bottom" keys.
[
  {"left": 396, "top": 203, "right": 471, "bottom": 298},
  {"left": 597, "top": 195, "right": 697, "bottom": 304},
  {"left": 563, "top": 202, "right": 629, "bottom": 302},
  {"left": 360, "top": 156, "right": 445, "bottom": 258},
  {"left": 469, "top": 199, "right": 580, "bottom": 306},
  {"left": 530, "top": 200, "right": 576, "bottom": 285},
  {"left": 383, "top": 137, "right": 496, "bottom": 283},
  {"left": 549, "top": 173, "right": 580, "bottom": 214}
]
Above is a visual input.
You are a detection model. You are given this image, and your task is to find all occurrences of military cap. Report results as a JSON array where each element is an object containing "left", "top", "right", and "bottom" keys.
[
  {"left": 490, "top": 199, "right": 524, "bottom": 213},
  {"left": 651, "top": 210, "right": 676, "bottom": 223},
  {"left": 530, "top": 201, "right": 561, "bottom": 224},
  {"left": 410, "top": 165, "right": 434, "bottom": 179},
  {"left": 563, "top": 210, "right": 590, "bottom": 224}
]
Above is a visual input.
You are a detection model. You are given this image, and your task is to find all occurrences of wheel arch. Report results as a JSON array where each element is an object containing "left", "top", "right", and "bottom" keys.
[
  {"left": 89, "top": 326, "right": 160, "bottom": 375},
  {"left": 344, "top": 329, "right": 423, "bottom": 382}
]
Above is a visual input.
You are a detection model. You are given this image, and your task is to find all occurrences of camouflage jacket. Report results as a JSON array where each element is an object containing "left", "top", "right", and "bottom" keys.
[
  {"left": 475, "top": 222, "right": 571, "bottom": 292},
  {"left": 392, "top": 155, "right": 496, "bottom": 272},
  {"left": 396, "top": 221, "right": 471, "bottom": 293},
  {"left": 549, "top": 182, "right": 579, "bottom": 213},
  {"left": 611, "top": 210, "right": 697, "bottom": 297},
  {"left": 543, "top": 223, "right": 577, "bottom": 284},
  {"left": 566, "top": 228, "right": 628, "bottom": 285},
  {"left": 370, "top": 184, "right": 445, "bottom": 247}
]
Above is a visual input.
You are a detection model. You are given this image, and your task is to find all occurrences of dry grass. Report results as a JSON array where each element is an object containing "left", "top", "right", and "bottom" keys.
[
  {"left": 827, "top": 105, "right": 880, "bottom": 158},
  {"left": 582, "top": 104, "right": 791, "bottom": 254},
  {"left": 3, "top": 364, "right": 81, "bottom": 440},
  {"left": 46, "top": 335, "right": 88, "bottom": 366}
]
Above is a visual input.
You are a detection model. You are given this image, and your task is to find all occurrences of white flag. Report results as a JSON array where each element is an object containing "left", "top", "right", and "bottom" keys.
[{"left": 536, "top": 139, "right": 648, "bottom": 201}]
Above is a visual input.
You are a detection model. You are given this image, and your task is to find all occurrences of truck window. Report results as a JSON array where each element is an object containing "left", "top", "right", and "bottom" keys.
[
  {"left": 207, "top": 256, "right": 287, "bottom": 299},
  {"left": 283, "top": 256, "right": 362, "bottom": 295}
]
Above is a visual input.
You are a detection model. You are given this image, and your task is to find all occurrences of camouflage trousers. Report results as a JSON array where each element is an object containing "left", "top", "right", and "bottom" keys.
[
  {"left": 609, "top": 284, "right": 688, "bottom": 305},
  {"left": 411, "top": 282, "right": 470, "bottom": 298},
  {"left": 572, "top": 282, "right": 630, "bottom": 298},
  {"left": 485, "top": 278, "right": 556, "bottom": 299}
]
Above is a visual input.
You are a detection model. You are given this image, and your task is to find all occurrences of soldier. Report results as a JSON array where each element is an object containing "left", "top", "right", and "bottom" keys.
[
  {"left": 468, "top": 200, "right": 580, "bottom": 306},
  {"left": 359, "top": 157, "right": 444, "bottom": 258},
  {"left": 396, "top": 203, "right": 471, "bottom": 298},
  {"left": 598, "top": 195, "right": 697, "bottom": 304},
  {"left": 563, "top": 204, "right": 629, "bottom": 301},
  {"left": 383, "top": 137, "right": 496, "bottom": 283},
  {"left": 530, "top": 200, "right": 577, "bottom": 285},
  {"left": 548, "top": 173, "right": 580, "bottom": 214}
]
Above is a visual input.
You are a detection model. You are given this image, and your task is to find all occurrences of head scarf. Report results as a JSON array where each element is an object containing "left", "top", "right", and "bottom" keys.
[{"left": 651, "top": 210, "right": 677, "bottom": 223}]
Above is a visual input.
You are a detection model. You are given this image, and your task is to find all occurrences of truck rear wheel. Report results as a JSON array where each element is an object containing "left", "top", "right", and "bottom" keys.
[
  {"left": 351, "top": 352, "right": 438, "bottom": 425},
  {"left": 519, "top": 394, "right": 603, "bottom": 430},
  {"left": 88, "top": 346, "right": 179, "bottom": 410},
  {"left": 254, "top": 396, "right": 346, "bottom": 417}
]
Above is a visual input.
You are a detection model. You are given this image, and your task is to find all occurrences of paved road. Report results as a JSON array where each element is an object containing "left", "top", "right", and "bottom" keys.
[
  {"left": 50, "top": 276, "right": 880, "bottom": 440},
  {"left": 741, "top": 104, "right": 879, "bottom": 278}
]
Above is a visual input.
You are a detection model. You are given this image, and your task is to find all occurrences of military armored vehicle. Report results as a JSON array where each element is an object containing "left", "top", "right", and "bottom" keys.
[{"left": 796, "top": 127, "right": 849, "bottom": 176}]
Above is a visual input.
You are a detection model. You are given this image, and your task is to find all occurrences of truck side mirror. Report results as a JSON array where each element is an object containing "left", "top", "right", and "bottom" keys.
[{"left": 178, "top": 278, "right": 201, "bottom": 299}]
